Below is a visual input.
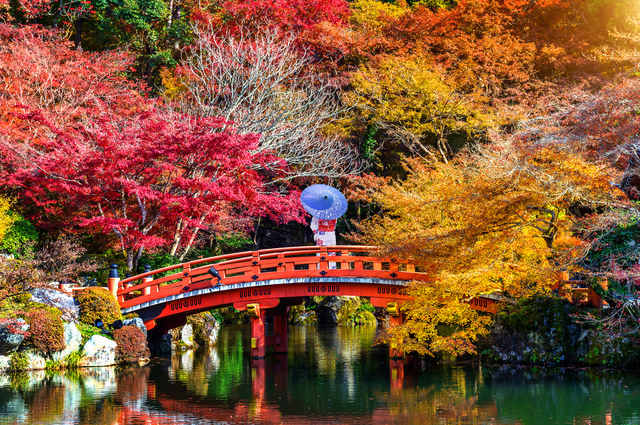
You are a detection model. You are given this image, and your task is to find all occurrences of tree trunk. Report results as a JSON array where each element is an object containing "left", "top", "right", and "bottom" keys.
[{"left": 74, "top": 18, "right": 84, "bottom": 49}]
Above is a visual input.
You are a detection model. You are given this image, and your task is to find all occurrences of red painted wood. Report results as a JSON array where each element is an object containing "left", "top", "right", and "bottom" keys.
[
  {"left": 389, "top": 313, "right": 404, "bottom": 358},
  {"left": 116, "top": 246, "right": 506, "bottom": 332},
  {"left": 273, "top": 311, "right": 288, "bottom": 353},
  {"left": 251, "top": 310, "right": 266, "bottom": 359}
]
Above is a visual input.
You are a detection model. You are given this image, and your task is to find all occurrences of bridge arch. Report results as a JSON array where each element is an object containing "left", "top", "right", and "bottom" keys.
[{"left": 111, "top": 246, "right": 500, "bottom": 358}]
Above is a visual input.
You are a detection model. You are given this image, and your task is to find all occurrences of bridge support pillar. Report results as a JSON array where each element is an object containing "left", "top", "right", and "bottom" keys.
[
  {"left": 390, "top": 358, "right": 404, "bottom": 391},
  {"left": 273, "top": 307, "right": 288, "bottom": 354},
  {"left": 388, "top": 302, "right": 404, "bottom": 359},
  {"left": 249, "top": 304, "right": 266, "bottom": 359}
]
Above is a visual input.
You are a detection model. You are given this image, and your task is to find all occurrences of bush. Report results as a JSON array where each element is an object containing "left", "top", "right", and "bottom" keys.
[
  {"left": 75, "top": 287, "right": 121, "bottom": 326},
  {"left": 26, "top": 308, "right": 65, "bottom": 354},
  {"left": 9, "top": 351, "right": 29, "bottom": 370},
  {"left": 76, "top": 322, "right": 112, "bottom": 343},
  {"left": 113, "top": 325, "right": 150, "bottom": 363},
  {"left": 1, "top": 212, "right": 38, "bottom": 257}
]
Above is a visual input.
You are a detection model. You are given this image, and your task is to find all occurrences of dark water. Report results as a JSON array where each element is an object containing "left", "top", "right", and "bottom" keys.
[{"left": 1, "top": 324, "right": 640, "bottom": 424}]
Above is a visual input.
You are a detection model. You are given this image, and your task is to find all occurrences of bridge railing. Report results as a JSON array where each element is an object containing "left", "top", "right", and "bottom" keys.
[{"left": 116, "top": 245, "right": 428, "bottom": 309}]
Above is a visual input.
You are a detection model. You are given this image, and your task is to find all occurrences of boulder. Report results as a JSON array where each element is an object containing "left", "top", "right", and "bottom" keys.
[
  {"left": 180, "top": 324, "right": 195, "bottom": 347},
  {"left": 0, "top": 355, "right": 9, "bottom": 371},
  {"left": 123, "top": 318, "right": 147, "bottom": 338},
  {"left": 29, "top": 287, "right": 79, "bottom": 323},
  {"left": 52, "top": 323, "right": 83, "bottom": 363},
  {"left": 0, "top": 318, "right": 29, "bottom": 355},
  {"left": 187, "top": 312, "right": 220, "bottom": 346},
  {"left": 78, "top": 335, "right": 117, "bottom": 367},
  {"left": 293, "top": 310, "right": 317, "bottom": 325},
  {"left": 26, "top": 352, "right": 46, "bottom": 370},
  {"left": 316, "top": 296, "right": 347, "bottom": 326}
]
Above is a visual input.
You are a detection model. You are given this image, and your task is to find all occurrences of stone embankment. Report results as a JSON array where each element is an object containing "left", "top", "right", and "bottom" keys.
[{"left": 480, "top": 297, "right": 640, "bottom": 368}]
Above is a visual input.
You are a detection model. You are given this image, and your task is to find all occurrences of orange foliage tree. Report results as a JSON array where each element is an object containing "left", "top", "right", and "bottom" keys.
[{"left": 351, "top": 136, "right": 618, "bottom": 355}]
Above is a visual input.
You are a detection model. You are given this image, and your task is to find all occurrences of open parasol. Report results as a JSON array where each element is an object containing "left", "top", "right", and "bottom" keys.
[{"left": 300, "top": 184, "right": 348, "bottom": 220}]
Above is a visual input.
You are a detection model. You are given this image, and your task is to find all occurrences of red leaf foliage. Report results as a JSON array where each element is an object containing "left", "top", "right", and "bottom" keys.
[
  {"left": 209, "top": 0, "right": 350, "bottom": 33},
  {"left": 113, "top": 325, "right": 150, "bottom": 363},
  {"left": 1, "top": 111, "right": 305, "bottom": 262}
]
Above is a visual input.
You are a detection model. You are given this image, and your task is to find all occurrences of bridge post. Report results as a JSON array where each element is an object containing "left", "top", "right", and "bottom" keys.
[
  {"left": 272, "top": 306, "right": 288, "bottom": 354},
  {"left": 142, "top": 264, "right": 153, "bottom": 296},
  {"left": 390, "top": 358, "right": 404, "bottom": 391},
  {"left": 387, "top": 302, "right": 404, "bottom": 359},
  {"left": 107, "top": 264, "right": 120, "bottom": 298},
  {"left": 248, "top": 303, "right": 266, "bottom": 359}
]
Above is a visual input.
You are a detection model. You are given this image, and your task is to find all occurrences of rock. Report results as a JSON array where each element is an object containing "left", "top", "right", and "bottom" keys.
[
  {"left": 78, "top": 335, "right": 117, "bottom": 367},
  {"left": 29, "top": 288, "right": 79, "bottom": 323},
  {"left": 181, "top": 324, "right": 195, "bottom": 347},
  {"left": 316, "top": 296, "right": 349, "bottom": 326},
  {"left": 187, "top": 312, "right": 220, "bottom": 346},
  {"left": 123, "top": 318, "right": 147, "bottom": 338},
  {"left": 52, "top": 323, "right": 82, "bottom": 363},
  {"left": 26, "top": 352, "right": 46, "bottom": 370},
  {"left": 0, "top": 318, "right": 29, "bottom": 355},
  {"left": 292, "top": 310, "right": 317, "bottom": 325},
  {"left": 0, "top": 355, "right": 9, "bottom": 371}
]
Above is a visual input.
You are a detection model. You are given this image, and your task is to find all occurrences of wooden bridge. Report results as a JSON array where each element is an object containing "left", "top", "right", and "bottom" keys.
[{"left": 107, "top": 245, "right": 502, "bottom": 358}]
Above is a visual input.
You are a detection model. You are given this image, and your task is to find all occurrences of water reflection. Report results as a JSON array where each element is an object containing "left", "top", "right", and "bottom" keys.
[{"left": 1, "top": 325, "right": 640, "bottom": 424}]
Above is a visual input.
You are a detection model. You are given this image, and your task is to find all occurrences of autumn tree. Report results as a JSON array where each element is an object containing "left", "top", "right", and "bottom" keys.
[
  {"left": 1, "top": 110, "right": 305, "bottom": 271},
  {"left": 350, "top": 56, "right": 495, "bottom": 163},
  {"left": 351, "top": 136, "right": 617, "bottom": 355},
  {"left": 0, "top": 237, "right": 98, "bottom": 302},
  {"left": 0, "top": 24, "right": 146, "bottom": 142},
  {"left": 206, "top": 0, "right": 350, "bottom": 34},
  {"left": 171, "top": 26, "right": 361, "bottom": 180}
]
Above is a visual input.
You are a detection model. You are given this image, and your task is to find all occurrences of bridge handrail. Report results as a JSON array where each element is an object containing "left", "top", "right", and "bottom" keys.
[
  {"left": 116, "top": 245, "right": 424, "bottom": 307},
  {"left": 118, "top": 245, "right": 382, "bottom": 286}
]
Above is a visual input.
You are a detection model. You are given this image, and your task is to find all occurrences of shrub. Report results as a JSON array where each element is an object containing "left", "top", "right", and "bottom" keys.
[
  {"left": 1, "top": 212, "right": 38, "bottom": 257},
  {"left": 75, "top": 287, "right": 121, "bottom": 326},
  {"left": 113, "top": 325, "right": 150, "bottom": 363},
  {"left": 9, "top": 351, "right": 29, "bottom": 370},
  {"left": 64, "top": 350, "right": 82, "bottom": 369},
  {"left": 26, "top": 308, "right": 65, "bottom": 354}
]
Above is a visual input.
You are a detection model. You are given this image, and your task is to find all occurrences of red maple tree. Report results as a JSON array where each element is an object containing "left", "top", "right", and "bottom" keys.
[
  {"left": 2, "top": 111, "right": 304, "bottom": 271},
  {"left": 0, "top": 24, "right": 305, "bottom": 271}
]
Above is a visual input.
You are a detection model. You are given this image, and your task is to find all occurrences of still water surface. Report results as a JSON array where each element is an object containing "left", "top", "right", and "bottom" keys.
[{"left": 1, "top": 324, "right": 640, "bottom": 424}]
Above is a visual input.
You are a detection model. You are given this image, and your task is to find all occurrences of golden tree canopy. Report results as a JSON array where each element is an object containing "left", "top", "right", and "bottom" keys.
[{"left": 351, "top": 136, "right": 618, "bottom": 355}]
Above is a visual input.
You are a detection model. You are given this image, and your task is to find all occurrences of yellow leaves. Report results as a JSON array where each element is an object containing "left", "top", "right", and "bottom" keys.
[
  {"left": 357, "top": 134, "right": 621, "bottom": 356},
  {"left": 0, "top": 197, "right": 16, "bottom": 242},
  {"left": 349, "top": 55, "right": 497, "bottom": 161},
  {"left": 159, "top": 68, "right": 188, "bottom": 100},
  {"left": 378, "top": 280, "right": 493, "bottom": 356},
  {"left": 349, "top": 0, "right": 409, "bottom": 30}
]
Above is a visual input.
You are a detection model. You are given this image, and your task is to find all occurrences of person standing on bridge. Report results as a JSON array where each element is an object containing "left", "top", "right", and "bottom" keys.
[
  {"left": 300, "top": 185, "right": 348, "bottom": 270},
  {"left": 310, "top": 216, "right": 337, "bottom": 247}
]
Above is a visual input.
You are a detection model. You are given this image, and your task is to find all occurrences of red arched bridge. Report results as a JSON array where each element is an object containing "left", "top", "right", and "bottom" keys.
[{"left": 108, "top": 245, "right": 503, "bottom": 358}]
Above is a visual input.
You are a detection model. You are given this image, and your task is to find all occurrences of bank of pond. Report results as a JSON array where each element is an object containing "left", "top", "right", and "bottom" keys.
[{"left": 1, "top": 288, "right": 639, "bottom": 373}]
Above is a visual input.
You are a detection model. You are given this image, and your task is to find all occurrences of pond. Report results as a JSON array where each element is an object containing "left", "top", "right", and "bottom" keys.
[{"left": 1, "top": 324, "right": 640, "bottom": 424}]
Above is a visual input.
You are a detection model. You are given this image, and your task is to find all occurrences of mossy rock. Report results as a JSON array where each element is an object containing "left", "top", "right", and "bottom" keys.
[
  {"left": 289, "top": 305, "right": 317, "bottom": 324},
  {"left": 481, "top": 296, "right": 580, "bottom": 365},
  {"left": 215, "top": 306, "right": 248, "bottom": 324},
  {"left": 75, "top": 287, "right": 121, "bottom": 326},
  {"left": 582, "top": 333, "right": 640, "bottom": 368}
]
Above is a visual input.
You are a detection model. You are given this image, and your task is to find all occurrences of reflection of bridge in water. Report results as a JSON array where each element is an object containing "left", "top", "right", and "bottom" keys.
[
  {"left": 108, "top": 245, "right": 503, "bottom": 358},
  {"left": 122, "top": 354, "right": 499, "bottom": 425}
]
